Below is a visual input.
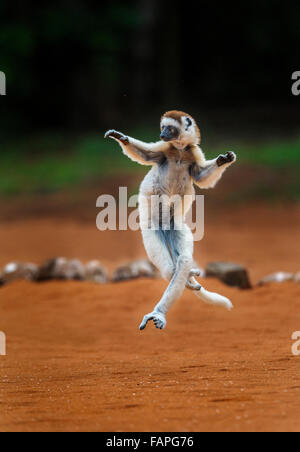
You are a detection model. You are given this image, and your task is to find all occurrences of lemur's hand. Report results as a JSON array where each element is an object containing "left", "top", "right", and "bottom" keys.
[
  {"left": 217, "top": 151, "right": 236, "bottom": 167},
  {"left": 139, "top": 310, "right": 167, "bottom": 331},
  {"left": 104, "top": 129, "right": 129, "bottom": 145}
]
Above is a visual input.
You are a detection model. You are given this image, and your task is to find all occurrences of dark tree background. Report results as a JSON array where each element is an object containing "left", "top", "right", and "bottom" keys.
[{"left": 0, "top": 0, "right": 300, "bottom": 135}]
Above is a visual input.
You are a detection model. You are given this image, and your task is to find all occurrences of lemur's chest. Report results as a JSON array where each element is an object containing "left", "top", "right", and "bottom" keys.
[{"left": 149, "top": 157, "right": 193, "bottom": 197}]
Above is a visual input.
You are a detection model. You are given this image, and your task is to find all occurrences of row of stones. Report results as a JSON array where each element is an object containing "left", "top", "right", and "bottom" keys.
[{"left": 1, "top": 259, "right": 299, "bottom": 289}]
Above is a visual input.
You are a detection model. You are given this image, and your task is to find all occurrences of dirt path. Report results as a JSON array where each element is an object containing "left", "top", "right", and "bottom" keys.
[
  {"left": 0, "top": 203, "right": 299, "bottom": 282},
  {"left": 0, "top": 203, "right": 299, "bottom": 432},
  {"left": 0, "top": 278, "right": 299, "bottom": 432}
]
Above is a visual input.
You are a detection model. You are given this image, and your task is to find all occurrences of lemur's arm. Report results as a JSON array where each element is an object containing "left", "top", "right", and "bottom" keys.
[
  {"left": 190, "top": 148, "right": 236, "bottom": 189},
  {"left": 105, "top": 130, "right": 169, "bottom": 166}
]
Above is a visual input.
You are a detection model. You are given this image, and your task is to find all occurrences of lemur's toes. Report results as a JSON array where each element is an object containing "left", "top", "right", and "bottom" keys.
[
  {"left": 190, "top": 268, "right": 204, "bottom": 278},
  {"left": 217, "top": 152, "right": 236, "bottom": 167},
  {"left": 105, "top": 129, "right": 120, "bottom": 139},
  {"left": 226, "top": 151, "right": 236, "bottom": 163},
  {"left": 139, "top": 313, "right": 154, "bottom": 331},
  {"left": 154, "top": 320, "right": 165, "bottom": 330},
  {"left": 140, "top": 311, "right": 166, "bottom": 331},
  {"left": 186, "top": 279, "right": 202, "bottom": 291},
  {"left": 104, "top": 129, "right": 115, "bottom": 139},
  {"left": 120, "top": 136, "right": 129, "bottom": 144},
  {"left": 216, "top": 154, "right": 227, "bottom": 167},
  {"left": 104, "top": 129, "right": 129, "bottom": 144},
  {"left": 153, "top": 312, "right": 167, "bottom": 330}
]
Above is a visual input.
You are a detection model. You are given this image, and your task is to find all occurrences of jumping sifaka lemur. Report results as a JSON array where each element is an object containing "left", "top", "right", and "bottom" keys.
[{"left": 105, "top": 110, "right": 236, "bottom": 331}]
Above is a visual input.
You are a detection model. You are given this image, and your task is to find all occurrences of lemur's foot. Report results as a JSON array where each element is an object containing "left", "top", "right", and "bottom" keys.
[
  {"left": 186, "top": 279, "right": 202, "bottom": 291},
  {"left": 217, "top": 151, "right": 236, "bottom": 167},
  {"left": 186, "top": 269, "right": 203, "bottom": 290},
  {"left": 139, "top": 310, "right": 167, "bottom": 331},
  {"left": 189, "top": 268, "right": 204, "bottom": 278},
  {"left": 104, "top": 129, "right": 129, "bottom": 144}
]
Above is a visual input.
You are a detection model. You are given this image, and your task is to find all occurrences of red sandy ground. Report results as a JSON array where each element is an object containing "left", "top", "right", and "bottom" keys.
[{"left": 0, "top": 201, "right": 299, "bottom": 432}]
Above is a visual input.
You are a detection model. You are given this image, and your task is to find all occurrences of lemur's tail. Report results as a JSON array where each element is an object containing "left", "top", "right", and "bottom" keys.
[
  {"left": 157, "top": 225, "right": 233, "bottom": 311},
  {"left": 194, "top": 286, "right": 233, "bottom": 311}
]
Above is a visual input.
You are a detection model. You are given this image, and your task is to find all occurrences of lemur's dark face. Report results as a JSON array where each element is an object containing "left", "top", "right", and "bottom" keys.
[{"left": 160, "top": 125, "right": 180, "bottom": 142}]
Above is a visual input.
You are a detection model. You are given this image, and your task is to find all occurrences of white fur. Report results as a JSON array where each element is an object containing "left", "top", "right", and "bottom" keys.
[
  {"left": 194, "top": 155, "right": 236, "bottom": 189},
  {"left": 106, "top": 129, "right": 168, "bottom": 166},
  {"left": 191, "top": 145, "right": 206, "bottom": 166},
  {"left": 161, "top": 117, "right": 180, "bottom": 130},
  {"left": 180, "top": 116, "right": 199, "bottom": 146},
  {"left": 105, "top": 116, "right": 236, "bottom": 331},
  {"left": 195, "top": 287, "right": 233, "bottom": 310},
  {"left": 161, "top": 117, "right": 199, "bottom": 150}
]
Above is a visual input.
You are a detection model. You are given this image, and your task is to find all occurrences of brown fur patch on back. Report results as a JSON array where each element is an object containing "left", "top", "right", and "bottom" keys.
[{"left": 161, "top": 110, "right": 201, "bottom": 144}]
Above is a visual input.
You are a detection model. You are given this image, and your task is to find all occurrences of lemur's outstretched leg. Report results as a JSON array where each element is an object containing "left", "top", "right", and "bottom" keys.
[
  {"left": 140, "top": 225, "right": 194, "bottom": 330},
  {"left": 140, "top": 225, "right": 233, "bottom": 330}
]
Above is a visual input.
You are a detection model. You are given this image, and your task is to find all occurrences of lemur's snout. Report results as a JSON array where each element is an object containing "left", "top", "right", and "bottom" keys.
[{"left": 160, "top": 126, "right": 179, "bottom": 142}]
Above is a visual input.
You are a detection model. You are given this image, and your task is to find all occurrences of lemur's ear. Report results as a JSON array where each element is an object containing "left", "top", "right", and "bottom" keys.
[{"left": 185, "top": 117, "right": 192, "bottom": 130}]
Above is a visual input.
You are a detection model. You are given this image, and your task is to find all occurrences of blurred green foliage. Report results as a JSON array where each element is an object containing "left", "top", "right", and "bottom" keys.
[
  {"left": 1, "top": 0, "right": 300, "bottom": 133},
  {"left": 0, "top": 131, "right": 299, "bottom": 199},
  {"left": 0, "top": 1, "right": 299, "bottom": 201}
]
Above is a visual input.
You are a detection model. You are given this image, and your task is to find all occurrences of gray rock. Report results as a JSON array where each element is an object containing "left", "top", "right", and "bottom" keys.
[
  {"left": 35, "top": 258, "right": 66, "bottom": 281},
  {"left": 64, "top": 259, "right": 85, "bottom": 280},
  {"left": 85, "top": 260, "right": 108, "bottom": 284},
  {"left": 258, "top": 272, "right": 294, "bottom": 286},
  {"left": 35, "top": 258, "right": 85, "bottom": 282},
  {"left": 112, "top": 259, "right": 158, "bottom": 282},
  {"left": 294, "top": 272, "right": 300, "bottom": 283},
  {"left": 1, "top": 262, "right": 38, "bottom": 284},
  {"left": 205, "top": 261, "right": 252, "bottom": 289}
]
